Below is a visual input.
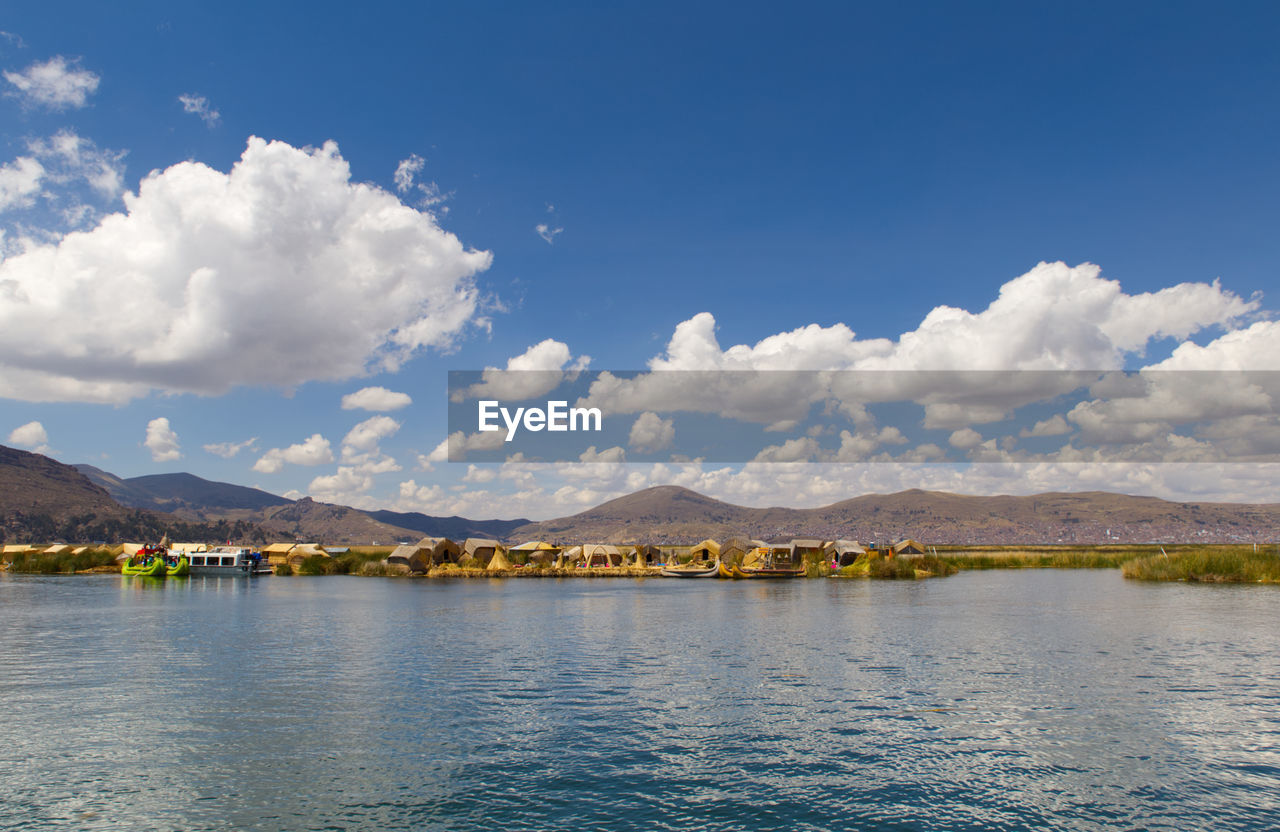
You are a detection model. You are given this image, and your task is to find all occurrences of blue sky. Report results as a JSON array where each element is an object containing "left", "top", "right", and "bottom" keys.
[{"left": 2, "top": 2, "right": 1279, "bottom": 518}]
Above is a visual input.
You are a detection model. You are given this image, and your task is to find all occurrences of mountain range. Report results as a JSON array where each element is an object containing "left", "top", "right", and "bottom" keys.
[{"left": 4, "top": 444, "right": 1280, "bottom": 545}]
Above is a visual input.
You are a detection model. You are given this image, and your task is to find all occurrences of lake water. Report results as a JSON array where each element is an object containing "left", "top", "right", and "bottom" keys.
[{"left": 2, "top": 571, "right": 1278, "bottom": 831}]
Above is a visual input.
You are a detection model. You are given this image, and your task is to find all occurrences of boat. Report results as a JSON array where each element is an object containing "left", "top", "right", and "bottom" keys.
[
  {"left": 122, "top": 545, "right": 169, "bottom": 577},
  {"left": 186, "top": 546, "right": 272, "bottom": 576},
  {"left": 166, "top": 555, "right": 190, "bottom": 577},
  {"left": 721, "top": 544, "right": 806, "bottom": 579},
  {"left": 660, "top": 560, "right": 721, "bottom": 578}
]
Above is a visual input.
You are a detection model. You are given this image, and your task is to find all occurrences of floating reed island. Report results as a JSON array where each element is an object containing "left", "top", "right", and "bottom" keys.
[{"left": 4, "top": 539, "right": 1279, "bottom": 582}]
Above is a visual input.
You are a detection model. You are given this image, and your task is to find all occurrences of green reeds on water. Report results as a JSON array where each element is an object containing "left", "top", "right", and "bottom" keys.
[
  {"left": 1121, "top": 546, "right": 1280, "bottom": 582},
  {"left": 7, "top": 548, "right": 118, "bottom": 573}
]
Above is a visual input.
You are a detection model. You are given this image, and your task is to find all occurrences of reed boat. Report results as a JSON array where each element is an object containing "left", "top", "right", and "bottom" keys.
[
  {"left": 122, "top": 546, "right": 169, "bottom": 577},
  {"left": 732, "top": 564, "right": 806, "bottom": 579},
  {"left": 166, "top": 555, "right": 190, "bottom": 577},
  {"left": 660, "top": 560, "right": 720, "bottom": 578}
]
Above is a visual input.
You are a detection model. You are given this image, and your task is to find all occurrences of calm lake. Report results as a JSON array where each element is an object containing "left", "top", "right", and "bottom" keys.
[{"left": 2, "top": 571, "right": 1278, "bottom": 831}]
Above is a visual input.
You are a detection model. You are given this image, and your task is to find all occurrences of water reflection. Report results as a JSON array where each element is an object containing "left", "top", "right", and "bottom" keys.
[{"left": 1, "top": 571, "right": 1278, "bottom": 830}]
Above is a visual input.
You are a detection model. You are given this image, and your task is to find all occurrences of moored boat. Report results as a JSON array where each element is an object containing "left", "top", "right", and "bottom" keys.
[
  {"left": 166, "top": 555, "right": 190, "bottom": 577},
  {"left": 122, "top": 545, "right": 169, "bottom": 577},
  {"left": 660, "top": 560, "right": 721, "bottom": 578},
  {"left": 187, "top": 546, "right": 272, "bottom": 576}
]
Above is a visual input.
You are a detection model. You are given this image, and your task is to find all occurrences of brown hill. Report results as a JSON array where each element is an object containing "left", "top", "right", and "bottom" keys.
[
  {"left": 257, "top": 497, "right": 421, "bottom": 545},
  {"left": 0, "top": 445, "right": 129, "bottom": 520},
  {"left": 512, "top": 485, "right": 1280, "bottom": 545}
]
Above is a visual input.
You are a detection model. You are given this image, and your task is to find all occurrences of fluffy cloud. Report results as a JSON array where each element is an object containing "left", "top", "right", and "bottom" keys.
[
  {"left": 1, "top": 131, "right": 124, "bottom": 224},
  {"left": 0, "top": 137, "right": 492, "bottom": 403},
  {"left": 253, "top": 433, "right": 334, "bottom": 473},
  {"left": 456, "top": 338, "right": 590, "bottom": 402},
  {"left": 339, "top": 415, "right": 401, "bottom": 474},
  {"left": 203, "top": 437, "right": 258, "bottom": 458},
  {"left": 0, "top": 156, "right": 44, "bottom": 211},
  {"left": 628, "top": 411, "right": 674, "bottom": 453},
  {"left": 578, "top": 262, "right": 1258, "bottom": 441},
  {"left": 26, "top": 130, "right": 125, "bottom": 200},
  {"left": 178, "top": 94, "right": 220, "bottom": 127},
  {"left": 308, "top": 466, "right": 375, "bottom": 507},
  {"left": 144, "top": 417, "right": 181, "bottom": 461},
  {"left": 7, "top": 420, "right": 50, "bottom": 453},
  {"left": 4, "top": 56, "right": 99, "bottom": 109},
  {"left": 341, "top": 386, "right": 412, "bottom": 411}
]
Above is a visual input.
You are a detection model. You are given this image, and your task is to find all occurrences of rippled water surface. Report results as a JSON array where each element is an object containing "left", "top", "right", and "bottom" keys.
[{"left": 2, "top": 571, "right": 1279, "bottom": 830}]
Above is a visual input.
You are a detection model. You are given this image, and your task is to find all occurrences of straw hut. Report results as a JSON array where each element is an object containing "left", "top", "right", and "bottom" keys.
[
  {"left": 263, "top": 542, "right": 296, "bottom": 566},
  {"left": 686, "top": 539, "right": 720, "bottom": 564},
  {"left": 718, "top": 537, "right": 755, "bottom": 569},
  {"left": 790, "top": 538, "right": 829, "bottom": 566},
  {"left": 71, "top": 546, "right": 89, "bottom": 555},
  {"left": 170, "top": 542, "right": 208, "bottom": 555},
  {"left": 461, "top": 538, "right": 503, "bottom": 568},
  {"left": 630, "top": 544, "right": 662, "bottom": 567},
  {"left": 288, "top": 543, "right": 329, "bottom": 566},
  {"left": 422, "top": 537, "right": 461, "bottom": 565},
  {"left": 44, "top": 544, "right": 72, "bottom": 555},
  {"left": 826, "top": 539, "right": 867, "bottom": 566},
  {"left": 893, "top": 538, "right": 926, "bottom": 555},
  {"left": 555, "top": 545, "right": 582, "bottom": 569},
  {"left": 486, "top": 547, "right": 515, "bottom": 571},
  {"left": 579, "top": 544, "right": 624, "bottom": 567},
  {"left": 386, "top": 542, "right": 430, "bottom": 573},
  {"left": 509, "top": 540, "right": 561, "bottom": 565},
  {"left": 2, "top": 543, "right": 32, "bottom": 563}
]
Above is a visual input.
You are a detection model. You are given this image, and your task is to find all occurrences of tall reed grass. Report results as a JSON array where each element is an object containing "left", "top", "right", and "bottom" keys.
[{"left": 1122, "top": 546, "right": 1280, "bottom": 582}]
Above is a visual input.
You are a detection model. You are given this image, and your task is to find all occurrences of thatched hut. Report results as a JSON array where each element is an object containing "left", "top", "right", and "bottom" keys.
[
  {"left": 171, "top": 542, "right": 208, "bottom": 555},
  {"left": 423, "top": 537, "right": 462, "bottom": 565},
  {"left": 718, "top": 537, "right": 756, "bottom": 569},
  {"left": 631, "top": 544, "right": 662, "bottom": 567},
  {"left": 555, "top": 545, "right": 582, "bottom": 569},
  {"left": 893, "top": 538, "right": 926, "bottom": 555},
  {"left": 288, "top": 543, "right": 329, "bottom": 566},
  {"left": 686, "top": 539, "right": 720, "bottom": 564},
  {"left": 263, "top": 542, "right": 296, "bottom": 566},
  {"left": 43, "top": 544, "right": 72, "bottom": 555},
  {"left": 826, "top": 539, "right": 867, "bottom": 566},
  {"left": 579, "top": 543, "right": 625, "bottom": 567},
  {"left": 509, "top": 540, "right": 561, "bottom": 565},
  {"left": 462, "top": 538, "right": 503, "bottom": 568},
  {"left": 486, "top": 548, "right": 515, "bottom": 571},
  {"left": 386, "top": 542, "right": 430, "bottom": 573},
  {"left": 789, "top": 538, "right": 829, "bottom": 567}
]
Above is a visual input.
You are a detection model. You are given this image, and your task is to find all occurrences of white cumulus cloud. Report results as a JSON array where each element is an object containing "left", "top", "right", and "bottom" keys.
[
  {"left": 341, "top": 386, "right": 412, "bottom": 411},
  {"left": 628, "top": 411, "right": 674, "bottom": 453},
  {"left": 4, "top": 56, "right": 99, "bottom": 109},
  {"left": 253, "top": 433, "right": 334, "bottom": 473},
  {"left": 144, "top": 417, "right": 181, "bottom": 461},
  {"left": 456, "top": 338, "right": 590, "bottom": 402},
  {"left": 0, "top": 136, "right": 493, "bottom": 403},
  {"left": 7, "top": 420, "right": 50, "bottom": 453},
  {"left": 0, "top": 156, "right": 44, "bottom": 211}
]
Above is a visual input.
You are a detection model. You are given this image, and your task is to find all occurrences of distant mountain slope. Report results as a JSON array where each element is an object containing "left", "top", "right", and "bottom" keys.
[
  {"left": 365, "top": 509, "right": 530, "bottom": 541},
  {"left": 3, "top": 446, "right": 269, "bottom": 544},
  {"left": 4, "top": 448, "right": 128, "bottom": 519},
  {"left": 512, "top": 485, "right": 1280, "bottom": 545},
  {"left": 259, "top": 498, "right": 422, "bottom": 544},
  {"left": 75, "top": 467, "right": 289, "bottom": 514}
]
